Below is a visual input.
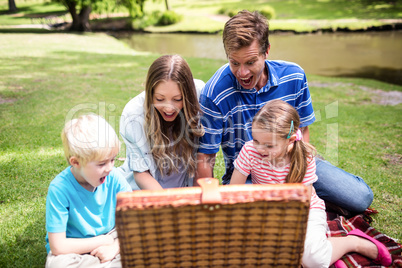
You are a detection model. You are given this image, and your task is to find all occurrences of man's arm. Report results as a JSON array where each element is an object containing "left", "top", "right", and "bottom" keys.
[
  {"left": 301, "top": 126, "right": 310, "bottom": 143},
  {"left": 194, "top": 153, "right": 216, "bottom": 186}
]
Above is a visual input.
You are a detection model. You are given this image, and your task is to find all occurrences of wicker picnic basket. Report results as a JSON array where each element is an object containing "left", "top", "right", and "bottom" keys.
[{"left": 115, "top": 178, "right": 310, "bottom": 268}]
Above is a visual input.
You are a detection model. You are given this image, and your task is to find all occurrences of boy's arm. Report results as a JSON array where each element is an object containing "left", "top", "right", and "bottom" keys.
[
  {"left": 91, "top": 238, "right": 120, "bottom": 263},
  {"left": 48, "top": 232, "right": 114, "bottom": 256},
  {"left": 230, "top": 169, "right": 247, "bottom": 185}
]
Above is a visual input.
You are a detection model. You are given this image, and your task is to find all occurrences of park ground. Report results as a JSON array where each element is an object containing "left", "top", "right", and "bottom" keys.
[{"left": 0, "top": 0, "right": 401, "bottom": 267}]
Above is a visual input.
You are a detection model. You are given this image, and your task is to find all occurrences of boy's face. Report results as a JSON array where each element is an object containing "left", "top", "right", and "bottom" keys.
[{"left": 72, "top": 155, "right": 116, "bottom": 189}]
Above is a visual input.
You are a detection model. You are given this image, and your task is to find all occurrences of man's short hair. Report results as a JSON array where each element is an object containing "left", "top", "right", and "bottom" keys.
[{"left": 223, "top": 10, "right": 270, "bottom": 57}]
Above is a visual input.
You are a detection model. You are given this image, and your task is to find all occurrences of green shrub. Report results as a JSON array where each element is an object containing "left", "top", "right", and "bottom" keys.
[
  {"left": 217, "top": 7, "right": 226, "bottom": 15},
  {"left": 216, "top": 7, "right": 239, "bottom": 17},
  {"left": 157, "top": 10, "right": 182, "bottom": 26},
  {"left": 259, "top": 6, "right": 276, "bottom": 20},
  {"left": 132, "top": 10, "right": 161, "bottom": 30},
  {"left": 227, "top": 9, "right": 238, "bottom": 17}
]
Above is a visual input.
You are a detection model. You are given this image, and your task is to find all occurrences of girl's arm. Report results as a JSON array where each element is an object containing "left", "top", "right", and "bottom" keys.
[
  {"left": 134, "top": 170, "right": 163, "bottom": 190},
  {"left": 230, "top": 169, "right": 248, "bottom": 184},
  {"left": 48, "top": 232, "right": 113, "bottom": 256},
  {"left": 305, "top": 184, "right": 313, "bottom": 202}
]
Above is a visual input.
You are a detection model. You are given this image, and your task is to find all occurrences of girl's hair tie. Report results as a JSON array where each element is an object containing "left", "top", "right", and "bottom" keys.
[{"left": 295, "top": 129, "right": 302, "bottom": 141}]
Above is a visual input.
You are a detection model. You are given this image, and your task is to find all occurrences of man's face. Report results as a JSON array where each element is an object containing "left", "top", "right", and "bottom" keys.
[{"left": 228, "top": 40, "right": 269, "bottom": 91}]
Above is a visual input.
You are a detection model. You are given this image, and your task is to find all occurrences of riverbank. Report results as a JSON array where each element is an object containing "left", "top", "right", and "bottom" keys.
[{"left": 2, "top": 16, "right": 402, "bottom": 34}]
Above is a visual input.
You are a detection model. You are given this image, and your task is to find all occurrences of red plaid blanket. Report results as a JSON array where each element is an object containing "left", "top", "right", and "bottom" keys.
[{"left": 327, "top": 209, "right": 402, "bottom": 268}]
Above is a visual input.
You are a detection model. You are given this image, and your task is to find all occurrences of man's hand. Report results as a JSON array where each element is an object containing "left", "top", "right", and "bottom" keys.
[{"left": 195, "top": 153, "right": 217, "bottom": 185}]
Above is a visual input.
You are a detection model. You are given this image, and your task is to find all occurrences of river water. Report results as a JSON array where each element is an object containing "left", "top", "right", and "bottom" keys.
[{"left": 114, "top": 31, "right": 402, "bottom": 85}]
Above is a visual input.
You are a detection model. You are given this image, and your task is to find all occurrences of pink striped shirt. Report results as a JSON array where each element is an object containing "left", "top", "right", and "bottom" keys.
[{"left": 234, "top": 141, "right": 325, "bottom": 210}]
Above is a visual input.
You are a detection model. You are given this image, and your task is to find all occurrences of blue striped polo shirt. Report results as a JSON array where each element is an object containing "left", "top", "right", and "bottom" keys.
[{"left": 199, "top": 60, "right": 315, "bottom": 184}]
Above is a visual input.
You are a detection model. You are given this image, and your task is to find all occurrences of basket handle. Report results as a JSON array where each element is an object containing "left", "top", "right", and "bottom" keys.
[{"left": 197, "top": 178, "right": 222, "bottom": 204}]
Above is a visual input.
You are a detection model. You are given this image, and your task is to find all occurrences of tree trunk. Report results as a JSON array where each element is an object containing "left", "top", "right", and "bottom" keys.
[
  {"left": 8, "top": 0, "right": 17, "bottom": 13},
  {"left": 67, "top": 3, "right": 92, "bottom": 32},
  {"left": 165, "top": 0, "right": 170, "bottom": 11}
]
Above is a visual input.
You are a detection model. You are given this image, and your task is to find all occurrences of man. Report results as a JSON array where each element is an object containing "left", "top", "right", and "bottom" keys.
[{"left": 196, "top": 10, "right": 373, "bottom": 214}]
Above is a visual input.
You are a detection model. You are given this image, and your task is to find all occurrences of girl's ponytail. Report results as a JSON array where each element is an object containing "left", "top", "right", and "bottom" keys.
[{"left": 286, "top": 138, "right": 316, "bottom": 183}]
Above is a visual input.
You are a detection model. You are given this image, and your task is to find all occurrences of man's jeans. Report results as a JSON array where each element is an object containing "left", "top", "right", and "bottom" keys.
[{"left": 314, "top": 157, "right": 373, "bottom": 213}]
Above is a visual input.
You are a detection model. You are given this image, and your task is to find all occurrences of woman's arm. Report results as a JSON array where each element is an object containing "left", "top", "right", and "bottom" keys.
[
  {"left": 48, "top": 232, "right": 113, "bottom": 256},
  {"left": 230, "top": 169, "right": 248, "bottom": 185},
  {"left": 134, "top": 170, "right": 163, "bottom": 190}
]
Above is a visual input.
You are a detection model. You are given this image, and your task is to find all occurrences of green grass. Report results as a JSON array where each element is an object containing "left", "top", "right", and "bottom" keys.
[
  {"left": 0, "top": 0, "right": 401, "bottom": 266},
  {"left": 1, "top": 33, "right": 400, "bottom": 267}
]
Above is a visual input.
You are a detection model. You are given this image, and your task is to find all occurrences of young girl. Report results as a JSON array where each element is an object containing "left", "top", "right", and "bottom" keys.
[
  {"left": 119, "top": 55, "right": 205, "bottom": 190},
  {"left": 230, "top": 100, "right": 392, "bottom": 268}
]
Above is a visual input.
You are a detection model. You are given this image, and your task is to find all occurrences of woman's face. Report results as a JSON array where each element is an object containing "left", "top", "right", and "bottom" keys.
[{"left": 152, "top": 80, "right": 183, "bottom": 122}]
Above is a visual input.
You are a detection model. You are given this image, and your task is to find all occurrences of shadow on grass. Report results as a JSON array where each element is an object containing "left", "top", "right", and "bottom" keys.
[{"left": 0, "top": 212, "right": 47, "bottom": 268}]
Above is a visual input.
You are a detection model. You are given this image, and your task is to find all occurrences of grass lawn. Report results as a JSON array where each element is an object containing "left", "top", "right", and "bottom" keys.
[
  {"left": 0, "top": 0, "right": 401, "bottom": 266},
  {"left": 0, "top": 32, "right": 401, "bottom": 267}
]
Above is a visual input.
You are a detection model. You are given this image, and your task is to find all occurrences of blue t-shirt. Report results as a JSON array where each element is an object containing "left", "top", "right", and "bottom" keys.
[
  {"left": 199, "top": 60, "right": 315, "bottom": 184},
  {"left": 45, "top": 166, "right": 131, "bottom": 253}
]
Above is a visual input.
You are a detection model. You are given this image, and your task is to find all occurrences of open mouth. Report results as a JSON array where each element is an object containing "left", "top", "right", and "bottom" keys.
[
  {"left": 163, "top": 111, "right": 177, "bottom": 120},
  {"left": 100, "top": 176, "right": 106, "bottom": 184},
  {"left": 240, "top": 76, "right": 253, "bottom": 87}
]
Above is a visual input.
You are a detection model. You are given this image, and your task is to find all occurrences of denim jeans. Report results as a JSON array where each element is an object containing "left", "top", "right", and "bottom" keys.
[{"left": 313, "top": 157, "right": 374, "bottom": 213}]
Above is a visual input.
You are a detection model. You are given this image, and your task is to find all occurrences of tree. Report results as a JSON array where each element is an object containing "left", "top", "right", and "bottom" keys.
[
  {"left": 164, "top": 0, "right": 170, "bottom": 11},
  {"left": 53, "top": 0, "right": 119, "bottom": 31},
  {"left": 66, "top": 1, "right": 92, "bottom": 31},
  {"left": 8, "top": 0, "right": 17, "bottom": 13}
]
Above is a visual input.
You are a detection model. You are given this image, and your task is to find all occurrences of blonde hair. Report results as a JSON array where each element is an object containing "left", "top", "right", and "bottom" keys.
[
  {"left": 223, "top": 10, "right": 270, "bottom": 57},
  {"left": 144, "top": 55, "right": 204, "bottom": 177},
  {"left": 253, "top": 100, "right": 316, "bottom": 183},
  {"left": 61, "top": 114, "right": 120, "bottom": 165}
]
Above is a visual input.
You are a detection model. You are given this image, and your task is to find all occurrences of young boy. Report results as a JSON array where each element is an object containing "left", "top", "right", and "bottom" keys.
[{"left": 45, "top": 114, "right": 132, "bottom": 268}]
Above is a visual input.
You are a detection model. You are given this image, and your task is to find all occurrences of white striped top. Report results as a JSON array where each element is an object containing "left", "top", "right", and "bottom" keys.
[{"left": 234, "top": 141, "right": 325, "bottom": 210}]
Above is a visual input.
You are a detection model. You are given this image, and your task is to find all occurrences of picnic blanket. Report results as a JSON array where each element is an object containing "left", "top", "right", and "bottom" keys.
[{"left": 327, "top": 209, "right": 402, "bottom": 268}]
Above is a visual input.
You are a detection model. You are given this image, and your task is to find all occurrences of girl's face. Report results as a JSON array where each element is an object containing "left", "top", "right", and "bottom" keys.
[
  {"left": 72, "top": 154, "right": 116, "bottom": 190},
  {"left": 252, "top": 124, "right": 290, "bottom": 162},
  {"left": 153, "top": 80, "right": 183, "bottom": 122}
]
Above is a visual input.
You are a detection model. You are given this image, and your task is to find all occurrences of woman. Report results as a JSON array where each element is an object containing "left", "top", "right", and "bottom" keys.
[{"left": 119, "top": 55, "right": 205, "bottom": 190}]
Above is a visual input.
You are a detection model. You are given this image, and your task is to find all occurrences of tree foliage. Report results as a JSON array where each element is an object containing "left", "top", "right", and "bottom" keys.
[{"left": 53, "top": 0, "right": 169, "bottom": 32}]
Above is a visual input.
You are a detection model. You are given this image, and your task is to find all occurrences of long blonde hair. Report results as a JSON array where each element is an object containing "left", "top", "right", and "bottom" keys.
[
  {"left": 253, "top": 100, "right": 316, "bottom": 183},
  {"left": 144, "top": 55, "right": 204, "bottom": 177}
]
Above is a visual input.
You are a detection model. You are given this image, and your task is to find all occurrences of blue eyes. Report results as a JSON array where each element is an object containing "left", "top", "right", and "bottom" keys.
[{"left": 98, "top": 159, "right": 115, "bottom": 166}]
